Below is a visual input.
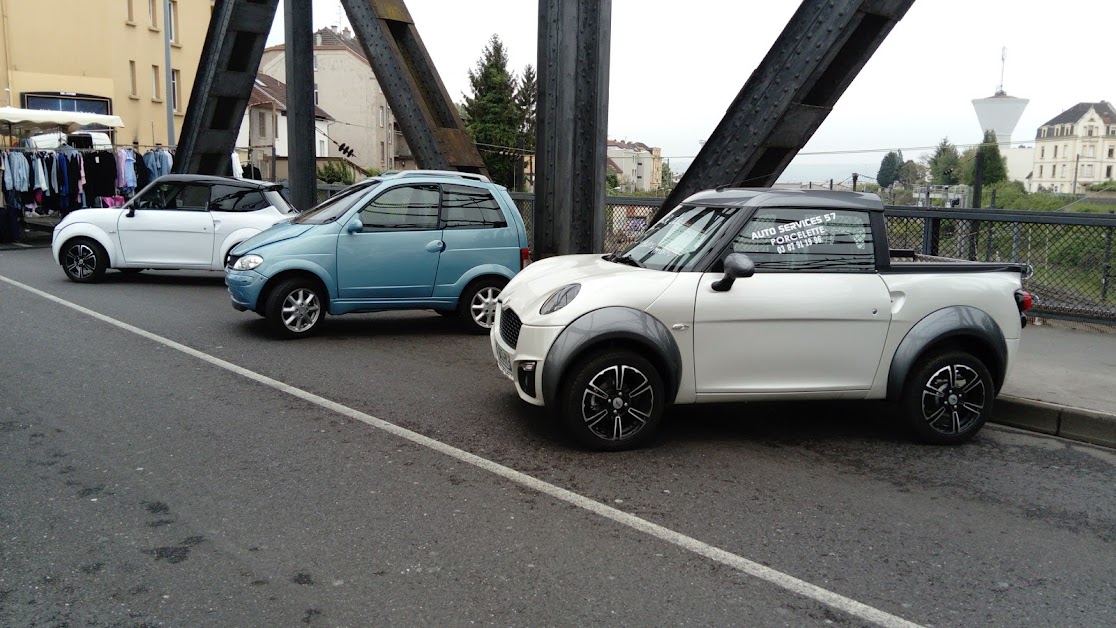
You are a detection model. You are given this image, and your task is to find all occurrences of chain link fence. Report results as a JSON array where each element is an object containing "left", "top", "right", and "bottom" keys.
[{"left": 316, "top": 185, "right": 1116, "bottom": 324}]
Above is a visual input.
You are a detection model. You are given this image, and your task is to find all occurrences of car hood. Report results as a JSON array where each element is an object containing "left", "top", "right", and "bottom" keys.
[
  {"left": 500, "top": 254, "right": 679, "bottom": 327},
  {"left": 233, "top": 221, "right": 312, "bottom": 254}
]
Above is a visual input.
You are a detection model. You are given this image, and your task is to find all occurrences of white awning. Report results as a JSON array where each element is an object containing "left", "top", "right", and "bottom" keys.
[{"left": 0, "top": 106, "right": 125, "bottom": 132}]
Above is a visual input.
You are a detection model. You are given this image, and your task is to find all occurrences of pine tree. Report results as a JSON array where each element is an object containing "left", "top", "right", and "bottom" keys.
[
  {"left": 514, "top": 64, "right": 537, "bottom": 152},
  {"left": 928, "top": 138, "right": 961, "bottom": 185},
  {"left": 463, "top": 35, "right": 520, "bottom": 188}
]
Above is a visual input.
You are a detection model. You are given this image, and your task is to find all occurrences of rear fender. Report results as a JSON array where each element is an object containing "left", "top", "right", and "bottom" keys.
[{"left": 887, "top": 305, "right": 1008, "bottom": 400}]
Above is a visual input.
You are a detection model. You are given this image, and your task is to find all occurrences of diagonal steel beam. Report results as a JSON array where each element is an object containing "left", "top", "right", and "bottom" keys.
[
  {"left": 174, "top": 0, "right": 280, "bottom": 176},
  {"left": 653, "top": 0, "right": 916, "bottom": 223},
  {"left": 340, "top": 0, "right": 486, "bottom": 175}
]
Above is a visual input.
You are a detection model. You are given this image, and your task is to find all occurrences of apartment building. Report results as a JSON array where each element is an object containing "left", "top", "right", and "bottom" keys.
[
  {"left": 0, "top": 0, "right": 213, "bottom": 146},
  {"left": 1031, "top": 101, "right": 1116, "bottom": 193},
  {"left": 607, "top": 139, "right": 663, "bottom": 192},
  {"left": 260, "top": 27, "right": 396, "bottom": 172}
]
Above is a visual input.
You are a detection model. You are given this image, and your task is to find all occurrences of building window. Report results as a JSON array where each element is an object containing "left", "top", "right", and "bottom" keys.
[
  {"left": 318, "top": 139, "right": 326, "bottom": 155},
  {"left": 1107, "top": 165, "right": 1113, "bottom": 178},
  {"left": 1064, "top": 144, "right": 1069, "bottom": 157},
  {"left": 1061, "top": 164, "right": 1066, "bottom": 177},
  {"left": 313, "top": 83, "right": 318, "bottom": 105},
  {"left": 129, "top": 60, "right": 137, "bottom": 97},
  {"left": 1109, "top": 147, "right": 1114, "bottom": 159},
  {"left": 148, "top": 0, "right": 157, "bottom": 27},
  {"left": 1040, "top": 147, "right": 1044, "bottom": 159},
  {"left": 380, "top": 141, "right": 385, "bottom": 166},
  {"left": 1087, "top": 125, "right": 1095, "bottom": 137},
  {"left": 313, "top": 55, "right": 317, "bottom": 71},
  {"left": 171, "top": 69, "right": 180, "bottom": 111},
  {"left": 126, "top": 0, "right": 134, "bottom": 22},
  {"left": 1038, "top": 165, "right": 1043, "bottom": 177},
  {"left": 1053, "top": 146, "right": 1058, "bottom": 158},
  {"left": 1086, "top": 145, "right": 1095, "bottom": 158},
  {"left": 151, "top": 65, "right": 161, "bottom": 100},
  {"left": 379, "top": 106, "right": 385, "bottom": 128},
  {"left": 168, "top": 0, "right": 178, "bottom": 42},
  {"left": 1041, "top": 128, "right": 1047, "bottom": 138},
  {"left": 258, "top": 110, "right": 267, "bottom": 136},
  {"left": 1085, "top": 165, "right": 1094, "bottom": 177}
]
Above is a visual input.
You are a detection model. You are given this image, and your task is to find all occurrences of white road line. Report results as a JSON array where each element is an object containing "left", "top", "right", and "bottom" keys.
[{"left": 1, "top": 274, "right": 921, "bottom": 628}]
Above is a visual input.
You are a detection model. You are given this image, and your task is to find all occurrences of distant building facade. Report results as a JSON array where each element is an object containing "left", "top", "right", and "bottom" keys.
[
  {"left": 260, "top": 27, "right": 396, "bottom": 172},
  {"left": 0, "top": 0, "right": 213, "bottom": 146},
  {"left": 607, "top": 140, "right": 663, "bottom": 192},
  {"left": 234, "top": 74, "right": 333, "bottom": 181},
  {"left": 1031, "top": 101, "right": 1116, "bottom": 193}
]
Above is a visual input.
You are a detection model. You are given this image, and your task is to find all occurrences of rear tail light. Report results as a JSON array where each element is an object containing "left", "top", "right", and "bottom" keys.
[
  {"left": 1014, "top": 289, "right": 1034, "bottom": 313},
  {"left": 520, "top": 247, "right": 532, "bottom": 270}
]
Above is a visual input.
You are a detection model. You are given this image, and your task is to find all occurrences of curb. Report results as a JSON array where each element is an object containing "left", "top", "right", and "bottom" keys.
[{"left": 993, "top": 395, "right": 1116, "bottom": 449}]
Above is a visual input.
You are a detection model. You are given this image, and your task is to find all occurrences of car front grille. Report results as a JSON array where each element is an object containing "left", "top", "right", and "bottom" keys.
[{"left": 500, "top": 306, "right": 522, "bottom": 349}]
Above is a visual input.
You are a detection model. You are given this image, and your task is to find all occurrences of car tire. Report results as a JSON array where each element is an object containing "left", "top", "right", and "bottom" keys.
[
  {"left": 265, "top": 278, "right": 325, "bottom": 339},
  {"left": 560, "top": 349, "right": 666, "bottom": 451},
  {"left": 458, "top": 277, "right": 506, "bottom": 334},
  {"left": 61, "top": 238, "right": 108, "bottom": 283},
  {"left": 900, "top": 350, "right": 993, "bottom": 445}
]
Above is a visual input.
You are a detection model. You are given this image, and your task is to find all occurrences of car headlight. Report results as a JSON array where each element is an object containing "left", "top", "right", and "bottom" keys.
[
  {"left": 540, "top": 283, "right": 581, "bottom": 315},
  {"left": 233, "top": 254, "right": 264, "bottom": 271}
]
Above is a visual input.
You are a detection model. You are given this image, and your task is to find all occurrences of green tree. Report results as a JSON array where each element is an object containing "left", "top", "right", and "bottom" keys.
[
  {"left": 876, "top": 150, "right": 902, "bottom": 188},
  {"left": 898, "top": 159, "right": 927, "bottom": 186},
  {"left": 927, "top": 138, "right": 961, "bottom": 185},
  {"left": 660, "top": 160, "right": 674, "bottom": 190},
  {"left": 514, "top": 64, "right": 537, "bottom": 152},
  {"left": 606, "top": 171, "right": 620, "bottom": 190},
  {"left": 463, "top": 35, "right": 520, "bottom": 188},
  {"left": 962, "top": 130, "right": 1008, "bottom": 187}
]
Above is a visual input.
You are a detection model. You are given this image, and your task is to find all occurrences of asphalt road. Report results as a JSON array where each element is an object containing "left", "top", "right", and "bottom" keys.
[{"left": 1, "top": 248, "right": 1114, "bottom": 627}]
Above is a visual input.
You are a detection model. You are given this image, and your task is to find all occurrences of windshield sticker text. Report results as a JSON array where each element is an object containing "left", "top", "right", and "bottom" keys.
[{"left": 749, "top": 213, "right": 838, "bottom": 254}]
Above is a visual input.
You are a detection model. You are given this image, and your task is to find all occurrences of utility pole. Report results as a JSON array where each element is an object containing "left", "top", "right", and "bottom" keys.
[{"left": 852, "top": 172, "right": 858, "bottom": 191}]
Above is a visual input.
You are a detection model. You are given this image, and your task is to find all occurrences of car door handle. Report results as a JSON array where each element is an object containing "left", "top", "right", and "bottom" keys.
[{"left": 425, "top": 240, "right": 446, "bottom": 253}]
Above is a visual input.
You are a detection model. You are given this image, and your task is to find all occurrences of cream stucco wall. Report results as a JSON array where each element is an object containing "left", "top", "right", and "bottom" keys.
[
  {"left": 1030, "top": 105, "right": 1116, "bottom": 193},
  {"left": 0, "top": 0, "right": 212, "bottom": 146},
  {"left": 260, "top": 41, "right": 395, "bottom": 172}
]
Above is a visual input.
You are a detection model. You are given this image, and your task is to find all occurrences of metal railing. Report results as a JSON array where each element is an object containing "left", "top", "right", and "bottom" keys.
[{"left": 314, "top": 185, "right": 1116, "bottom": 325}]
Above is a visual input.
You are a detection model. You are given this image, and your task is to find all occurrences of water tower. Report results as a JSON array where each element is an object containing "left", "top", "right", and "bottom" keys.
[{"left": 971, "top": 48, "right": 1028, "bottom": 147}]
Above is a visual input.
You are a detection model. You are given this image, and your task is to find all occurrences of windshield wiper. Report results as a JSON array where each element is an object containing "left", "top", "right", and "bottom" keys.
[{"left": 606, "top": 252, "right": 643, "bottom": 268}]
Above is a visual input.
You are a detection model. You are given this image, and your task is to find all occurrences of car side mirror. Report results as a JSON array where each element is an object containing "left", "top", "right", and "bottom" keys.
[
  {"left": 711, "top": 253, "right": 755, "bottom": 292},
  {"left": 346, "top": 219, "right": 363, "bottom": 234}
]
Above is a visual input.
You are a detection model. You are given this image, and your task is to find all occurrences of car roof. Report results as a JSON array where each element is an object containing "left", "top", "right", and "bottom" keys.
[
  {"left": 683, "top": 187, "right": 884, "bottom": 211},
  {"left": 380, "top": 169, "right": 491, "bottom": 183},
  {"left": 151, "top": 174, "right": 281, "bottom": 189}
]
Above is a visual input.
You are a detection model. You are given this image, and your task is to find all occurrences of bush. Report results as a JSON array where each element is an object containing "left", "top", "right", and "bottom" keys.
[{"left": 317, "top": 161, "right": 355, "bottom": 185}]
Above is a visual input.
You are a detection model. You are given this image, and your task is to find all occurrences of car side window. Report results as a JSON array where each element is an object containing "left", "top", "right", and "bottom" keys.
[
  {"left": 441, "top": 184, "right": 507, "bottom": 229},
  {"left": 358, "top": 184, "right": 440, "bottom": 230},
  {"left": 132, "top": 182, "right": 209, "bottom": 210},
  {"left": 730, "top": 208, "right": 875, "bottom": 271},
  {"left": 209, "top": 185, "right": 270, "bottom": 212}
]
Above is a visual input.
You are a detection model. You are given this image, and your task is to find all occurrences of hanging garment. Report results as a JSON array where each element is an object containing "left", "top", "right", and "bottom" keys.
[
  {"left": 157, "top": 149, "right": 173, "bottom": 177},
  {"left": 231, "top": 151, "right": 243, "bottom": 179},
  {"left": 142, "top": 150, "right": 160, "bottom": 180},
  {"left": 84, "top": 151, "right": 119, "bottom": 198}
]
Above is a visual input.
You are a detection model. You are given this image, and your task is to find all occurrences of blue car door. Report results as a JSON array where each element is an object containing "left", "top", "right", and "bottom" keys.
[
  {"left": 336, "top": 183, "right": 443, "bottom": 299},
  {"left": 435, "top": 183, "right": 520, "bottom": 293}
]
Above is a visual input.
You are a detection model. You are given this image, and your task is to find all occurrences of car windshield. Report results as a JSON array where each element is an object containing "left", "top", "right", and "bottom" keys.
[
  {"left": 614, "top": 205, "right": 738, "bottom": 272},
  {"left": 292, "top": 181, "right": 381, "bottom": 224}
]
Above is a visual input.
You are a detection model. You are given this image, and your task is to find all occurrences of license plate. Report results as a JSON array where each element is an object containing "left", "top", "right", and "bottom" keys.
[{"left": 496, "top": 345, "right": 513, "bottom": 379}]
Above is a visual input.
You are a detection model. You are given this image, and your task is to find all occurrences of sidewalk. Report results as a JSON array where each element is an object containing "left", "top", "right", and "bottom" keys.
[
  {"left": 0, "top": 223, "right": 52, "bottom": 251},
  {"left": 997, "top": 322, "right": 1115, "bottom": 447}
]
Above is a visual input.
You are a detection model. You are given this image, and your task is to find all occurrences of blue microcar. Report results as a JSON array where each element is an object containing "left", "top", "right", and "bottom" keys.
[{"left": 225, "top": 170, "right": 530, "bottom": 338}]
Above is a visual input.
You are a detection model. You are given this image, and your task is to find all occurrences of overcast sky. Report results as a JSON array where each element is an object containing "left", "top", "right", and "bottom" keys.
[{"left": 269, "top": 0, "right": 1113, "bottom": 183}]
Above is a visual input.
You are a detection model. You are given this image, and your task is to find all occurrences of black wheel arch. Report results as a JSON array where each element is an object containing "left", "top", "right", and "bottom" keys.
[
  {"left": 887, "top": 305, "right": 1008, "bottom": 401},
  {"left": 543, "top": 307, "right": 683, "bottom": 407}
]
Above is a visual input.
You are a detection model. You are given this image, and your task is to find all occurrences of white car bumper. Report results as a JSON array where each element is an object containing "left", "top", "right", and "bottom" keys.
[{"left": 491, "top": 305, "right": 564, "bottom": 406}]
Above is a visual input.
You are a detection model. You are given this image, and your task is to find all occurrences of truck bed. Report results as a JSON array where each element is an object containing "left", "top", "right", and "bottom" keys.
[{"left": 886, "top": 249, "right": 1027, "bottom": 274}]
